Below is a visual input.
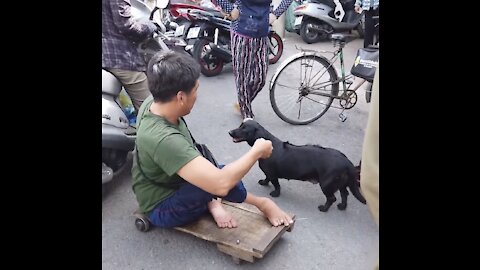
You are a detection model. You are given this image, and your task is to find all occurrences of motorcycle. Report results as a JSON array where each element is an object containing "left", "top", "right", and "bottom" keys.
[
  {"left": 102, "top": 0, "right": 183, "bottom": 194},
  {"left": 185, "top": 8, "right": 284, "bottom": 77},
  {"left": 187, "top": 8, "right": 232, "bottom": 77},
  {"left": 293, "top": 0, "right": 364, "bottom": 44},
  {"left": 167, "top": 2, "right": 226, "bottom": 47}
]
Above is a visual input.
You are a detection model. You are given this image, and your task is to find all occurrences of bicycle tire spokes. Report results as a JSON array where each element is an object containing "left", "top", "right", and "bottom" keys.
[
  {"left": 309, "top": 57, "right": 337, "bottom": 89},
  {"left": 304, "top": 95, "right": 330, "bottom": 105},
  {"left": 300, "top": 56, "right": 331, "bottom": 89},
  {"left": 275, "top": 81, "right": 301, "bottom": 91},
  {"left": 270, "top": 55, "right": 337, "bottom": 125},
  {"left": 297, "top": 100, "right": 302, "bottom": 120}
]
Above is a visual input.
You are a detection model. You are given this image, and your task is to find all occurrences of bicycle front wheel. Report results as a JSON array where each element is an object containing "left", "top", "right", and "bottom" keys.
[{"left": 270, "top": 54, "right": 339, "bottom": 125}]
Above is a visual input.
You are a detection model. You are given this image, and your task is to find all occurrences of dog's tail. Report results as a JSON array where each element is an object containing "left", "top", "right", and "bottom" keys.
[
  {"left": 348, "top": 166, "right": 366, "bottom": 204},
  {"left": 355, "top": 161, "right": 361, "bottom": 187}
]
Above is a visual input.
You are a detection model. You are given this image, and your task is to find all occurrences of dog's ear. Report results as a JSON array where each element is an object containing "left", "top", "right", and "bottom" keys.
[
  {"left": 246, "top": 128, "right": 257, "bottom": 146},
  {"left": 245, "top": 121, "right": 263, "bottom": 146}
]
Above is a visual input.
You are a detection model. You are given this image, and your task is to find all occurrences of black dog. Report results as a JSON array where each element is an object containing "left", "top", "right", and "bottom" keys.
[{"left": 228, "top": 119, "right": 366, "bottom": 212}]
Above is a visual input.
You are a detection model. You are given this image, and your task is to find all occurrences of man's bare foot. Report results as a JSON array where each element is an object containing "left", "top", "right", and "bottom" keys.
[
  {"left": 208, "top": 199, "right": 237, "bottom": 228},
  {"left": 259, "top": 198, "right": 294, "bottom": 227}
]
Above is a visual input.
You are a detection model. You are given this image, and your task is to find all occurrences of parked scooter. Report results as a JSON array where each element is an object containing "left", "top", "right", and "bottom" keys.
[
  {"left": 168, "top": 2, "right": 225, "bottom": 40},
  {"left": 102, "top": 0, "right": 178, "bottom": 194},
  {"left": 293, "top": 0, "right": 364, "bottom": 44},
  {"left": 187, "top": 8, "right": 232, "bottom": 77},
  {"left": 186, "top": 8, "right": 284, "bottom": 77}
]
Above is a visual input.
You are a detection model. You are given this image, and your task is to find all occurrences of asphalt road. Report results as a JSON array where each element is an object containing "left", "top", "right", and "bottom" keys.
[{"left": 102, "top": 31, "right": 379, "bottom": 270}]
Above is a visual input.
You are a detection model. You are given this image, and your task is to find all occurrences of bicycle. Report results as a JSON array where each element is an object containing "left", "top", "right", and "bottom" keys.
[{"left": 269, "top": 33, "right": 378, "bottom": 125}]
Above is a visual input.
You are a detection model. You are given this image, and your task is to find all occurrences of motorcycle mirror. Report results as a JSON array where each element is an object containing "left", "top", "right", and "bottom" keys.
[
  {"left": 131, "top": 0, "right": 152, "bottom": 20},
  {"left": 156, "top": 0, "right": 169, "bottom": 9},
  {"left": 151, "top": 7, "right": 167, "bottom": 33}
]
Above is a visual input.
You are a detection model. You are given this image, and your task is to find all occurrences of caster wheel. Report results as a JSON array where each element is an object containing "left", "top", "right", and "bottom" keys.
[
  {"left": 135, "top": 217, "right": 150, "bottom": 232},
  {"left": 134, "top": 210, "right": 151, "bottom": 232}
]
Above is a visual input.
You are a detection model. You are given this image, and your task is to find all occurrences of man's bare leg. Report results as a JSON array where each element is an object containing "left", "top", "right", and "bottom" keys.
[
  {"left": 244, "top": 192, "right": 294, "bottom": 226},
  {"left": 208, "top": 198, "right": 237, "bottom": 228}
]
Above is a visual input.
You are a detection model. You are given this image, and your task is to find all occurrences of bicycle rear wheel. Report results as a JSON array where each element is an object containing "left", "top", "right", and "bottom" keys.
[{"left": 270, "top": 55, "right": 339, "bottom": 125}]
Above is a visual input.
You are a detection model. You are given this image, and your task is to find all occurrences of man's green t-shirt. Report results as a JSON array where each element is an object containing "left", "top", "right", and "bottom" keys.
[{"left": 132, "top": 96, "right": 200, "bottom": 214}]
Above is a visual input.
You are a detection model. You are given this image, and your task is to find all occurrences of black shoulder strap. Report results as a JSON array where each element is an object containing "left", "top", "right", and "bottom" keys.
[{"left": 180, "top": 117, "right": 196, "bottom": 144}]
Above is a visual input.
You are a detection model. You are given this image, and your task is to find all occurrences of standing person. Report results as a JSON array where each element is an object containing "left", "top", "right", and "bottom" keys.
[
  {"left": 354, "top": 0, "right": 379, "bottom": 48},
  {"left": 216, "top": 0, "right": 293, "bottom": 120},
  {"left": 132, "top": 50, "right": 294, "bottom": 229},
  {"left": 102, "top": 0, "right": 157, "bottom": 111},
  {"left": 360, "top": 63, "right": 379, "bottom": 269}
]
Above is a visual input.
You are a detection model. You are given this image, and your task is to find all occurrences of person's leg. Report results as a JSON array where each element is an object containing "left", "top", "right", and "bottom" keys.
[
  {"left": 148, "top": 180, "right": 247, "bottom": 228},
  {"left": 148, "top": 182, "right": 213, "bottom": 228},
  {"left": 207, "top": 179, "right": 246, "bottom": 228},
  {"left": 232, "top": 33, "right": 256, "bottom": 119},
  {"left": 248, "top": 36, "right": 269, "bottom": 104},
  {"left": 361, "top": 63, "right": 379, "bottom": 226},
  {"left": 244, "top": 192, "right": 294, "bottom": 227},
  {"left": 106, "top": 68, "right": 150, "bottom": 111},
  {"left": 361, "top": 56, "right": 379, "bottom": 270},
  {"left": 363, "top": 9, "right": 375, "bottom": 48},
  {"left": 222, "top": 181, "right": 247, "bottom": 203}
]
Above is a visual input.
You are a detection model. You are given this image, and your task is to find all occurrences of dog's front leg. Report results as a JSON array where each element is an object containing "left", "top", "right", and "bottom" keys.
[
  {"left": 269, "top": 178, "right": 281, "bottom": 197},
  {"left": 258, "top": 163, "right": 272, "bottom": 186},
  {"left": 258, "top": 178, "right": 270, "bottom": 186}
]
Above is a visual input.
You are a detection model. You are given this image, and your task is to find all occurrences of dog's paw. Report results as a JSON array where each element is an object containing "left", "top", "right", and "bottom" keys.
[
  {"left": 337, "top": 203, "right": 347, "bottom": 210},
  {"left": 258, "top": 179, "right": 269, "bottom": 186},
  {"left": 270, "top": 190, "right": 280, "bottom": 197},
  {"left": 318, "top": 205, "right": 329, "bottom": 212}
]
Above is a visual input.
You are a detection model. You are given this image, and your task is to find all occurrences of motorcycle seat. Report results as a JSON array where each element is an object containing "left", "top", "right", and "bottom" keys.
[{"left": 203, "top": 8, "right": 224, "bottom": 18}]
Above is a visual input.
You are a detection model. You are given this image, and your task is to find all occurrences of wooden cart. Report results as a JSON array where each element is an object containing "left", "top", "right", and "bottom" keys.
[{"left": 134, "top": 201, "right": 295, "bottom": 264}]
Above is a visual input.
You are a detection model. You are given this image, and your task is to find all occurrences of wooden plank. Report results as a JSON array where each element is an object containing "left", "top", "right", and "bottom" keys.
[
  {"left": 217, "top": 243, "right": 255, "bottom": 263},
  {"left": 173, "top": 202, "right": 295, "bottom": 263},
  {"left": 175, "top": 203, "right": 265, "bottom": 257},
  {"left": 252, "top": 224, "right": 286, "bottom": 253}
]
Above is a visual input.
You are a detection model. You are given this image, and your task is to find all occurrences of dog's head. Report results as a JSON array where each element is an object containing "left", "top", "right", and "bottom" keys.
[{"left": 228, "top": 118, "right": 266, "bottom": 146}]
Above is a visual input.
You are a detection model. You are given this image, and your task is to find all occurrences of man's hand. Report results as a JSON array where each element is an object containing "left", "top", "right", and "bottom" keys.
[
  {"left": 269, "top": 13, "right": 277, "bottom": 25},
  {"left": 252, "top": 138, "right": 273, "bottom": 159},
  {"left": 230, "top": 7, "right": 239, "bottom": 20},
  {"left": 138, "top": 17, "right": 158, "bottom": 33},
  {"left": 354, "top": 6, "right": 363, "bottom": 14}
]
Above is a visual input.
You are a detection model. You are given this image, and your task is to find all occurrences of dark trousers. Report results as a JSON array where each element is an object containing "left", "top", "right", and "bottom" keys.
[
  {"left": 364, "top": 8, "right": 379, "bottom": 48},
  {"left": 148, "top": 175, "right": 247, "bottom": 228}
]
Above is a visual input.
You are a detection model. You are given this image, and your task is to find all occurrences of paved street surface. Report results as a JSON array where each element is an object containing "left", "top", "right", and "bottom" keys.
[{"left": 102, "top": 31, "right": 379, "bottom": 270}]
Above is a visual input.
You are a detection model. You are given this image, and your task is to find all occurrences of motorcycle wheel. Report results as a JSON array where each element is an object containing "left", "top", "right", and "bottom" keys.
[
  {"left": 300, "top": 19, "right": 328, "bottom": 44},
  {"left": 102, "top": 149, "right": 129, "bottom": 196},
  {"left": 102, "top": 148, "right": 128, "bottom": 172},
  {"left": 193, "top": 38, "right": 224, "bottom": 77},
  {"left": 102, "top": 182, "right": 112, "bottom": 196},
  {"left": 268, "top": 32, "right": 283, "bottom": 65}
]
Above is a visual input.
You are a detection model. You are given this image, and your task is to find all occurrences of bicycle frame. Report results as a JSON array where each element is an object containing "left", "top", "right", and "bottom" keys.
[{"left": 280, "top": 44, "right": 368, "bottom": 103}]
